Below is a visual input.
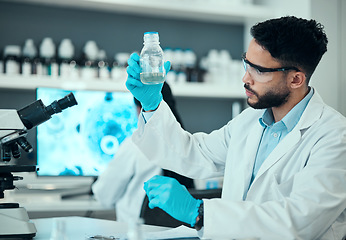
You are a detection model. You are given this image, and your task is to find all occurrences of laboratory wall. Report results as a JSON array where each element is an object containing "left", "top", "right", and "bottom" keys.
[
  {"left": 0, "top": 2, "right": 244, "bottom": 61},
  {"left": 0, "top": 2, "right": 246, "bottom": 165},
  {"left": 341, "top": 0, "right": 346, "bottom": 116},
  {"left": 310, "top": 0, "right": 341, "bottom": 114}
]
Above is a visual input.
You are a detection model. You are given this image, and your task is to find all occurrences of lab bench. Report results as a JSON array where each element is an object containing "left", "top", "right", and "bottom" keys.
[{"left": 1, "top": 188, "right": 116, "bottom": 220}]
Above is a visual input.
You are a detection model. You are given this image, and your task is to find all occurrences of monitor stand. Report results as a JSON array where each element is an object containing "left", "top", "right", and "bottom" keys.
[{"left": 60, "top": 177, "right": 97, "bottom": 200}]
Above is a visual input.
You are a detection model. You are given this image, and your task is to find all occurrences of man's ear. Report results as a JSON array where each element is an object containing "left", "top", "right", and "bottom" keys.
[{"left": 289, "top": 71, "right": 306, "bottom": 89}]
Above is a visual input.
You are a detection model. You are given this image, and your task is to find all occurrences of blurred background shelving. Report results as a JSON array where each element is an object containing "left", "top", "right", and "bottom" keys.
[{"left": 0, "top": 75, "right": 245, "bottom": 99}]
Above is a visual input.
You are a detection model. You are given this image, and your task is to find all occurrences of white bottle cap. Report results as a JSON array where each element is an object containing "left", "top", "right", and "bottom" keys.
[
  {"left": 115, "top": 52, "right": 130, "bottom": 65},
  {"left": 173, "top": 48, "right": 184, "bottom": 66},
  {"left": 220, "top": 49, "right": 232, "bottom": 62},
  {"left": 97, "top": 49, "right": 107, "bottom": 60},
  {"left": 83, "top": 41, "right": 99, "bottom": 61},
  {"left": 22, "top": 39, "right": 37, "bottom": 58},
  {"left": 143, "top": 31, "right": 159, "bottom": 43},
  {"left": 4, "top": 45, "right": 21, "bottom": 57},
  {"left": 40, "top": 37, "right": 56, "bottom": 58},
  {"left": 207, "top": 49, "right": 219, "bottom": 59},
  {"left": 163, "top": 48, "right": 174, "bottom": 63},
  {"left": 58, "top": 38, "right": 75, "bottom": 59},
  {"left": 184, "top": 49, "right": 197, "bottom": 66}
]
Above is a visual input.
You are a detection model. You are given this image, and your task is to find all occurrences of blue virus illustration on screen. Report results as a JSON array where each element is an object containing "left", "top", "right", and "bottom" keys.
[{"left": 36, "top": 88, "right": 138, "bottom": 176}]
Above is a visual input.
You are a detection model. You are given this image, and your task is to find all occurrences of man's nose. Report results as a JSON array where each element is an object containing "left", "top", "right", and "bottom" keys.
[{"left": 242, "top": 71, "right": 253, "bottom": 85}]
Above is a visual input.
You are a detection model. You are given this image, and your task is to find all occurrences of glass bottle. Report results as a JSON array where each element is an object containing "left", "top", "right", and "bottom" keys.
[
  {"left": 0, "top": 52, "right": 3, "bottom": 74},
  {"left": 40, "top": 37, "right": 59, "bottom": 77},
  {"left": 21, "top": 39, "right": 37, "bottom": 76},
  {"left": 4, "top": 45, "right": 21, "bottom": 75},
  {"left": 139, "top": 32, "right": 165, "bottom": 85},
  {"left": 97, "top": 49, "right": 110, "bottom": 80},
  {"left": 58, "top": 38, "right": 77, "bottom": 78},
  {"left": 80, "top": 40, "right": 98, "bottom": 80},
  {"left": 111, "top": 52, "right": 130, "bottom": 82}
]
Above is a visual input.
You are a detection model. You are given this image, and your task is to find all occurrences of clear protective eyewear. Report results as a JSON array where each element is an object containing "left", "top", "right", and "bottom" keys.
[{"left": 242, "top": 53, "right": 300, "bottom": 83}]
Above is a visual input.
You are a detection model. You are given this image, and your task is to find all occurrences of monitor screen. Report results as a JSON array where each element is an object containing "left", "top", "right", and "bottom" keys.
[{"left": 36, "top": 87, "right": 138, "bottom": 177}]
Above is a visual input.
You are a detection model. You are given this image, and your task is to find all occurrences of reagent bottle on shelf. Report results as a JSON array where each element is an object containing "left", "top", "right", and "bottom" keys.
[
  {"left": 4, "top": 45, "right": 21, "bottom": 75},
  {"left": 21, "top": 39, "right": 37, "bottom": 76}
]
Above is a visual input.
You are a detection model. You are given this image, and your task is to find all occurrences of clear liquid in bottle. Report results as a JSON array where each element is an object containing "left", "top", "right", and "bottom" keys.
[{"left": 140, "top": 72, "right": 165, "bottom": 84}]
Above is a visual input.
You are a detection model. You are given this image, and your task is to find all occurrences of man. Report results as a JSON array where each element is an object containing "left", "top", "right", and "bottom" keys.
[{"left": 126, "top": 16, "right": 346, "bottom": 239}]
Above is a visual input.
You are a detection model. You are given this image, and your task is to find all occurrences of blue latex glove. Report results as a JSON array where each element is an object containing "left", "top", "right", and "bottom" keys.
[
  {"left": 126, "top": 52, "right": 171, "bottom": 111},
  {"left": 144, "top": 175, "right": 202, "bottom": 227}
]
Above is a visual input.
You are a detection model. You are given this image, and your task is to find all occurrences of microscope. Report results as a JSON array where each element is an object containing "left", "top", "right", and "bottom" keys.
[{"left": 0, "top": 92, "right": 77, "bottom": 239}]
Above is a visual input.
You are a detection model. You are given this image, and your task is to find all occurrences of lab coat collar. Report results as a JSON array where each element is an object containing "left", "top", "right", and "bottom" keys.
[
  {"left": 258, "top": 87, "right": 314, "bottom": 131},
  {"left": 250, "top": 88, "right": 324, "bottom": 186}
]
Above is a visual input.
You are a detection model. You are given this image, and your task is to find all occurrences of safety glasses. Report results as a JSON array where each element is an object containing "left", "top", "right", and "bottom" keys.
[{"left": 242, "top": 53, "right": 300, "bottom": 83}]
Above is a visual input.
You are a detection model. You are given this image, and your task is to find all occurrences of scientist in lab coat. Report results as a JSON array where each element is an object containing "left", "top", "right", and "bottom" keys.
[
  {"left": 126, "top": 16, "right": 346, "bottom": 239},
  {"left": 92, "top": 82, "right": 194, "bottom": 223}
]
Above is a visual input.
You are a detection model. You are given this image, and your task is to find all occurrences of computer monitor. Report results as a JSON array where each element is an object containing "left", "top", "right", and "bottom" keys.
[{"left": 36, "top": 87, "right": 138, "bottom": 177}]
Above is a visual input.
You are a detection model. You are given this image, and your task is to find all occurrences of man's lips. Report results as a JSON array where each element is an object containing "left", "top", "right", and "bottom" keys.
[
  {"left": 244, "top": 84, "right": 256, "bottom": 97},
  {"left": 245, "top": 89, "right": 252, "bottom": 96}
]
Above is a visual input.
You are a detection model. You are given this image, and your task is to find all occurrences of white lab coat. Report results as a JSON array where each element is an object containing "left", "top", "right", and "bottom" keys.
[
  {"left": 92, "top": 137, "right": 162, "bottom": 222},
  {"left": 132, "top": 90, "right": 346, "bottom": 240}
]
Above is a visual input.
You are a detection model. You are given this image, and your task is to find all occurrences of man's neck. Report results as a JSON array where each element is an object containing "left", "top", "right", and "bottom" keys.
[{"left": 271, "top": 87, "right": 310, "bottom": 122}]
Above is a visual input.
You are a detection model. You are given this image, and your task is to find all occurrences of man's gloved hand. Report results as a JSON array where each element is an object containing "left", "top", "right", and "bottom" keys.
[
  {"left": 126, "top": 52, "right": 171, "bottom": 111},
  {"left": 144, "top": 175, "right": 202, "bottom": 227}
]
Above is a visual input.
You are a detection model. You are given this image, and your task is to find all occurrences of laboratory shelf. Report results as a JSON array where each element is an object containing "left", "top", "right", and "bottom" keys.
[
  {"left": 8, "top": 0, "right": 280, "bottom": 24},
  {"left": 0, "top": 75, "right": 128, "bottom": 92},
  {"left": 170, "top": 82, "right": 245, "bottom": 99},
  {"left": 0, "top": 75, "right": 246, "bottom": 99}
]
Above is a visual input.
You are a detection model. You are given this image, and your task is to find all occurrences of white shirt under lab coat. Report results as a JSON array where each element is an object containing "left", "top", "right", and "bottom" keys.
[
  {"left": 132, "top": 90, "right": 346, "bottom": 240},
  {"left": 92, "top": 137, "right": 161, "bottom": 222}
]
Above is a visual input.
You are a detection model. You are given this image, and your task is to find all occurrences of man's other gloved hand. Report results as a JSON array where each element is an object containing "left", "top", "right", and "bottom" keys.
[
  {"left": 126, "top": 52, "right": 171, "bottom": 111},
  {"left": 144, "top": 175, "right": 202, "bottom": 227}
]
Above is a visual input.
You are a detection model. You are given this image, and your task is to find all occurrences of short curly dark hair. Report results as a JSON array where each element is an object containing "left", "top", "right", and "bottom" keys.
[{"left": 250, "top": 16, "right": 328, "bottom": 83}]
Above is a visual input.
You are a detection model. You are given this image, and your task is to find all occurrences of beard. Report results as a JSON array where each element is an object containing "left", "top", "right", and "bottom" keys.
[{"left": 244, "top": 83, "right": 290, "bottom": 109}]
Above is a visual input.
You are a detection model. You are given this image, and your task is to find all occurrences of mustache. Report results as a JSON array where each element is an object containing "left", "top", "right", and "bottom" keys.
[{"left": 244, "top": 84, "right": 257, "bottom": 96}]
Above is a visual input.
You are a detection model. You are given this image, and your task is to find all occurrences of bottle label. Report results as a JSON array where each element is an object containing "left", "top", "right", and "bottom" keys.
[
  {"left": 99, "top": 67, "right": 110, "bottom": 79},
  {"left": 70, "top": 67, "right": 79, "bottom": 79},
  {"left": 36, "top": 63, "right": 43, "bottom": 76},
  {"left": 60, "top": 62, "right": 70, "bottom": 77},
  {"left": 6, "top": 60, "right": 20, "bottom": 75},
  {"left": 81, "top": 67, "right": 97, "bottom": 79},
  {"left": 0, "top": 61, "right": 4, "bottom": 74},
  {"left": 22, "top": 62, "right": 32, "bottom": 76},
  {"left": 111, "top": 66, "right": 127, "bottom": 82},
  {"left": 50, "top": 62, "right": 59, "bottom": 77}
]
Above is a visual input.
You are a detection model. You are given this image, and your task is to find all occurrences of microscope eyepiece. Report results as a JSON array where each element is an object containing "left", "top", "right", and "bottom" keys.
[
  {"left": 60, "top": 93, "right": 78, "bottom": 109},
  {"left": 45, "top": 93, "right": 78, "bottom": 116},
  {"left": 18, "top": 92, "right": 78, "bottom": 130}
]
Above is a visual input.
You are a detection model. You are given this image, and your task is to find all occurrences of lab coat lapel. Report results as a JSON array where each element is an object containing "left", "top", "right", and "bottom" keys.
[
  {"left": 255, "top": 129, "right": 301, "bottom": 179},
  {"left": 237, "top": 120, "right": 264, "bottom": 200}
]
